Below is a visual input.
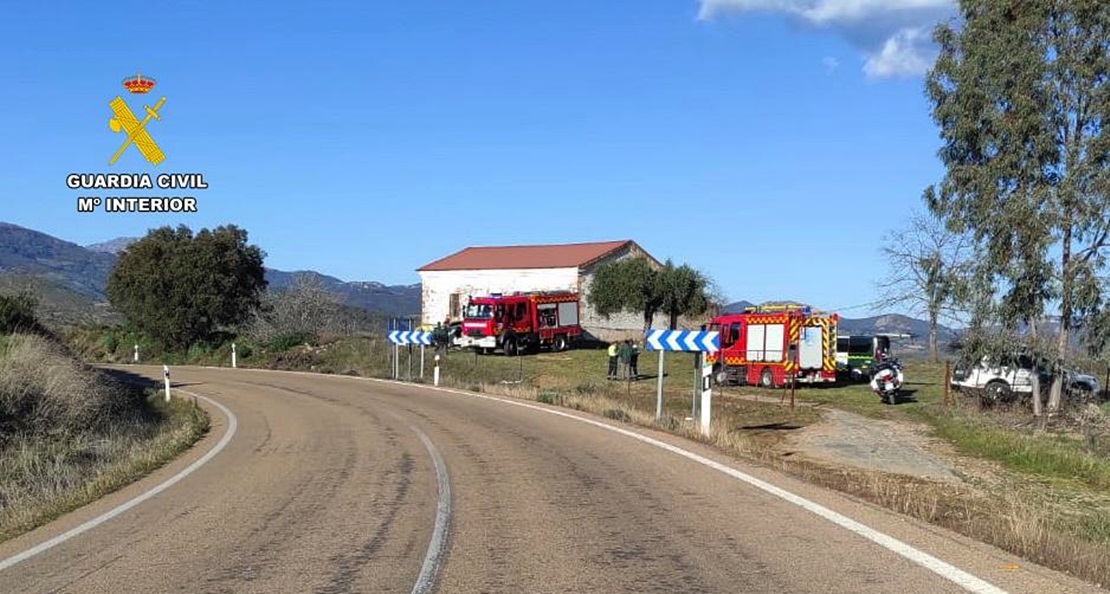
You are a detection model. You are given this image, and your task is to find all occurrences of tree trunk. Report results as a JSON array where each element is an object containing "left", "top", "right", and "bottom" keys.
[
  {"left": 928, "top": 307, "right": 939, "bottom": 363},
  {"left": 1048, "top": 226, "right": 1073, "bottom": 414},
  {"left": 1031, "top": 363, "right": 1043, "bottom": 418}
]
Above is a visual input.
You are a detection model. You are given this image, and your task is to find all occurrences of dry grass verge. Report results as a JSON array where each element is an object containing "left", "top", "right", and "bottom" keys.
[{"left": 0, "top": 334, "right": 209, "bottom": 542}]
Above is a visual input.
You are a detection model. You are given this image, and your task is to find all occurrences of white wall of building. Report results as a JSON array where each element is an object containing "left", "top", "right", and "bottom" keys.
[{"left": 419, "top": 267, "right": 579, "bottom": 324}]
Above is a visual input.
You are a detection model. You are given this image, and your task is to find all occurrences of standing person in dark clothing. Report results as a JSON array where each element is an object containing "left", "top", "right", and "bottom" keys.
[
  {"left": 618, "top": 339, "right": 634, "bottom": 380},
  {"left": 607, "top": 341, "right": 619, "bottom": 380},
  {"left": 629, "top": 341, "right": 640, "bottom": 379}
]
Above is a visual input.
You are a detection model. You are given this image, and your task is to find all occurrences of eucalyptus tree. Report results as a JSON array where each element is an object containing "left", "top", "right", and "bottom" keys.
[{"left": 925, "top": 0, "right": 1110, "bottom": 412}]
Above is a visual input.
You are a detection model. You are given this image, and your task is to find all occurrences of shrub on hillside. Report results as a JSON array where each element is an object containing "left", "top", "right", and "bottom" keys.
[
  {"left": 0, "top": 293, "right": 45, "bottom": 335},
  {"left": 268, "top": 331, "right": 316, "bottom": 352},
  {"left": 0, "top": 334, "right": 144, "bottom": 437}
]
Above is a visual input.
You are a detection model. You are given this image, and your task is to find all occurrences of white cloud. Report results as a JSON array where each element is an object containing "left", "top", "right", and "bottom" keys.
[
  {"left": 698, "top": 0, "right": 956, "bottom": 78},
  {"left": 821, "top": 56, "right": 840, "bottom": 74},
  {"left": 863, "top": 26, "right": 934, "bottom": 78}
]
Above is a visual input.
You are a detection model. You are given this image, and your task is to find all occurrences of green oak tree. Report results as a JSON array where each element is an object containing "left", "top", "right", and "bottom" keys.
[
  {"left": 107, "top": 224, "right": 267, "bottom": 349},
  {"left": 588, "top": 258, "right": 712, "bottom": 331},
  {"left": 588, "top": 257, "right": 662, "bottom": 331},
  {"left": 657, "top": 261, "right": 711, "bottom": 330}
]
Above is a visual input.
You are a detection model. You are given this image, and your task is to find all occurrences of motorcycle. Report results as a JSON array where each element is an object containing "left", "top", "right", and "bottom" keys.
[{"left": 869, "top": 355, "right": 904, "bottom": 405}]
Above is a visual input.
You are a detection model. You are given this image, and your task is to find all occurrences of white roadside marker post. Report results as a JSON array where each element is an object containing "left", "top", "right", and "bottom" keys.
[
  {"left": 163, "top": 365, "right": 171, "bottom": 402},
  {"left": 434, "top": 354, "right": 441, "bottom": 387},
  {"left": 231, "top": 342, "right": 237, "bottom": 369},
  {"left": 133, "top": 344, "right": 139, "bottom": 363},
  {"left": 700, "top": 354, "right": 713, "bottom": 436}
]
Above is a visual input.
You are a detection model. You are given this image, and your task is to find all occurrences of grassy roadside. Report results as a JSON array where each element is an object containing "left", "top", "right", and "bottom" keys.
[{"left": 0, "top": 334, "right": 210, "bottom": 543}]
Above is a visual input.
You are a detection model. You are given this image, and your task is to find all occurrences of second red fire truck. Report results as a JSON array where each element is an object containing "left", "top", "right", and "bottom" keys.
[
  {"left": 706, "top": 303, "right": 839, "bottom": 387},
  {"left": 459, "top": 291, "right": 583, "bottom": 355}
]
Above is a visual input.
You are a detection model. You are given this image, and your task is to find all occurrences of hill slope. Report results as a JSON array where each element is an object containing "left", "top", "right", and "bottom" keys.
[
  {"left": 85, "top": 237, "right": 140, "bottom": 255},
  {"left": 264, "top": 269, "right": 420, "bottom": 316},
  {"left": 0, "top": 223, "right": 115, "bottom": 299},
  {"left": 0, "top": 223, "right": 421, "bottom": 321}
]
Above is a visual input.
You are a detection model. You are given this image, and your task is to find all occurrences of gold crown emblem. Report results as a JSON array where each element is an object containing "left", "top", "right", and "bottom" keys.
[{"left": 122, "top": 71, "right": 156, "bottom": 94}]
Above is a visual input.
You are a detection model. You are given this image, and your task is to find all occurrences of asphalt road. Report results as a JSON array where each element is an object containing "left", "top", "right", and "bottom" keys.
[{"left": 0, "top": 366, "right": 1103, "bottom": 594}]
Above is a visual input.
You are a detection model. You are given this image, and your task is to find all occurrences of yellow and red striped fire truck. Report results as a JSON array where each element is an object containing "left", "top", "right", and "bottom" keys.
[{"left": 705, "top": 303, "right": 839, "bottom": 387}]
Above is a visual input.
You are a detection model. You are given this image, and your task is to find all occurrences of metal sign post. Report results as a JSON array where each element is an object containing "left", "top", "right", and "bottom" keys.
[
  {"left": 691, "top": 352, "right": 700, "bottom": 420},
  {"left": 655, "top": 350, "right": 665, "bottom": 420},
  {"left": 420, "top": 345, "right": 425, "bottom": 379}
]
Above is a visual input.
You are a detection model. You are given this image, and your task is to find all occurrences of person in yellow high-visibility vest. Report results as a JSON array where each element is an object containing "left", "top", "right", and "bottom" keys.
[{"left": 607, "top": 341, "right": 619, "bottom": 380}]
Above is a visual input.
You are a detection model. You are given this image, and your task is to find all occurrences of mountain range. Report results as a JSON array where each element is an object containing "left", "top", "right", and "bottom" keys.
[
  {"left": 1, "top": 222, "right": 952, "bottom": 352},
  {"left": 0, "top": 222, "right": 421, "bottom": 323}
]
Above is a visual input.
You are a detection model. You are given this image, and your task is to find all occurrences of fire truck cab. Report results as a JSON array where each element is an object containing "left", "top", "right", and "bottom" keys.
[
  {"left": 706, "top": 303, "right": 839, "bottom": 388},
  {"left": 459, "top": 291, "right": 582, "bottom": 355}
]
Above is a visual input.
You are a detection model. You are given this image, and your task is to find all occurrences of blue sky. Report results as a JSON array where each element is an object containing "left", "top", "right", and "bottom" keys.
[{"left": 0, "top": 0, "right": 959, "bottom": 317}]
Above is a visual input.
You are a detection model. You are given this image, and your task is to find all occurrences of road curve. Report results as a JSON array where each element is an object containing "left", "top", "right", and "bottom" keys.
[{"left": 0, "top": 366, "right": 1101, "bottom": 594}]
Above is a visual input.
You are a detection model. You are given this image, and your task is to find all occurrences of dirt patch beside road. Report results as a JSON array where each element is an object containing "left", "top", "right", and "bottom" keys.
[{"left": 782, "top": 407, "right": 961, "bottom": 483}]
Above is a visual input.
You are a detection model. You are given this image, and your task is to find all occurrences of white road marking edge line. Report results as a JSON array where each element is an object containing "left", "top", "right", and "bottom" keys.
[
  {"left": 0, "top": 389, "right": 238, "bottom": 573},
  {"left": 403, "top": 421, "right": 451, "bottom": 594}
]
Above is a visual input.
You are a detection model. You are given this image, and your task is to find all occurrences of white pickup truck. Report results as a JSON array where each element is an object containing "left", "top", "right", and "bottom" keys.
[{"left": 951, "top": 354, "right": 1101, "bottom": 403}]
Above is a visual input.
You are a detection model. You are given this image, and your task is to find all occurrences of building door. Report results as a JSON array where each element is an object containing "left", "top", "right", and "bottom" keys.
[{"left": 449, "top": 293, "right": 461, "bottom": 320}]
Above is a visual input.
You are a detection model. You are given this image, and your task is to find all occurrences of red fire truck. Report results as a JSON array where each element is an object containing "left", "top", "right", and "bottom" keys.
[
  {"left": 459, "top": 291, "right": 582, "bottom": 355},
  {"left": 705, "top": 303, "right": 839, "bottom": 387}
]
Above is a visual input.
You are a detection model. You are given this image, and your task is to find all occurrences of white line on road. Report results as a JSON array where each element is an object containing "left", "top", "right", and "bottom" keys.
[
  {"left": 404, "top": 421, "right": 451, "bottom": 594},
  {"left": 0, "top": 390, "right": 238, "bottom": 573}
]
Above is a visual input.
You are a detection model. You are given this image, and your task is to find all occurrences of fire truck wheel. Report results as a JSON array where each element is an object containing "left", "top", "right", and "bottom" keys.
[
  {"left": 760, "top": 368, "right": 774, "bottom": 388},
  {"left": 553, "top": 334, "right": 569, "bottom": 352},
  {"left": 504, "top": 337, "right": 519, "bottom": 357}
]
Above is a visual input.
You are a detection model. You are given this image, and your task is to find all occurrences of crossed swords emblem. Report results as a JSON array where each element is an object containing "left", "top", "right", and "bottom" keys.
[{"left": 108, "top": 96, "right": 166, "bottom": 166}]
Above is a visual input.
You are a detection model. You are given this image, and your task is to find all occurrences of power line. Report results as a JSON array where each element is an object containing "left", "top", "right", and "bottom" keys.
[{"left": 828, "top": 300, "right": 889, "bottom": 313}]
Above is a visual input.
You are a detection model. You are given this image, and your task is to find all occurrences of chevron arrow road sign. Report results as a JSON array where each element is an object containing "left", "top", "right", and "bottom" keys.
[
  {"left": 644, "top": 328, "right": 719, "bottom": 352},
  {"left": 389, "top": 331, "right": 433, "bottom": 345}
]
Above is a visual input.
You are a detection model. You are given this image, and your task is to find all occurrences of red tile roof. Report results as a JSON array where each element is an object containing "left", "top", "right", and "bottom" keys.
[{"left": 418, "top": 240, "right": 635, "bottom": 271}]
